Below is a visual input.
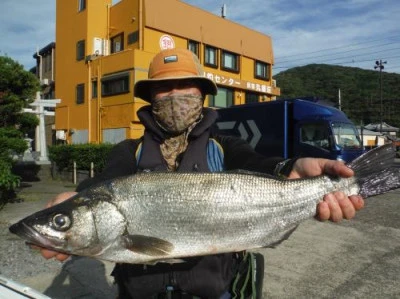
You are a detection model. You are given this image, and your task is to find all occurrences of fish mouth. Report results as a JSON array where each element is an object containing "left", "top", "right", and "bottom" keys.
[{"left": 9, "top": 221, "right": 65, "bottom": 249}]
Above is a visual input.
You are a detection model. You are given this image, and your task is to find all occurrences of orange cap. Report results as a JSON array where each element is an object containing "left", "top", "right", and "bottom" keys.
[{"left": 134, "top": 48, "right": 217, "bottom": 102}]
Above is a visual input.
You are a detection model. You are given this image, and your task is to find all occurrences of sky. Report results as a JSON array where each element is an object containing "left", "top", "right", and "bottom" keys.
[{"left": 1, "top": 0, "right": 399, "bottom": 75}]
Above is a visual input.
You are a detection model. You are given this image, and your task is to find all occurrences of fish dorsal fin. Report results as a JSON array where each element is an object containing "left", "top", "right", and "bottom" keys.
[
  {"left": 233, "top": 169, "right": 280, "bottom": 180},
  {"left": 123, "top": 234, "right": 174, "bottom": 256}
]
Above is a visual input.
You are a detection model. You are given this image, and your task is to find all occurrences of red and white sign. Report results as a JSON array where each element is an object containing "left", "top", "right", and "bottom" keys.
[{"left": 159, "top": 35, "right": 175, "bottom": 50}]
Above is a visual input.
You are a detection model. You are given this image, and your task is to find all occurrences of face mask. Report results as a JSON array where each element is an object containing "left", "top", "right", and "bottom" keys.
[{"left": 152, "top": 94, "right": 203, "bottom": 134}]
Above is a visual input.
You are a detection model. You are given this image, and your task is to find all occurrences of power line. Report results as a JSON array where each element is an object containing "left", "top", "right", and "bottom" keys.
[
  {"left": 309, "top": 48, "right": 400, "bottom": 64},
  {"left": 275, "top": 34, "right": 400, "bottom": 59},
  {"left": 274, "top": 54, "right": 400, "bottom": 70},
  {"left": 273, "top": 35, "right": 400, "bottom": 74},
  {"left": 276, "top": 42, "right": 400, "bottom": 64}
]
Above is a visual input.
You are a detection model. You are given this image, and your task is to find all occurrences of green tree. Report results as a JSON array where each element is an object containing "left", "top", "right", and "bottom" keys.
[
  {"left": 275, "top": 64, "right": 400, "bottom": 128},
  {"left": 0, "top": 55, "right": 40, "bottom": 203}
]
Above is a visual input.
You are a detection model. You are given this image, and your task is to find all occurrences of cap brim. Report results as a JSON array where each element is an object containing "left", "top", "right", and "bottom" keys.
[{"left": 134, "top": 76, "right": 218, "bottom": 102}]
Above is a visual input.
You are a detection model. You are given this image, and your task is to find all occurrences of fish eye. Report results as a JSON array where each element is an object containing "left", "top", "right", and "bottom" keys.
[{"left": 51, "top": 214, "right": 72, "bottom": 231}]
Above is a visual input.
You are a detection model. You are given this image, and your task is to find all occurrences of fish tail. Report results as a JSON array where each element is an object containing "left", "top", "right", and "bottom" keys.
[
  {"left": 358, "top": 168, "right": 400, "bottom": 198},
  {"left": 348, "top": 144, "right": 400, "bottom": 198}
]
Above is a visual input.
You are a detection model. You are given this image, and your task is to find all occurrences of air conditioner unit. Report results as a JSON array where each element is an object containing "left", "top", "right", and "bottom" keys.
[
  {"left": 93, "top": 38, "right": 109, "bottom": 56},
  {"left": 40, "top": 78, "right": 49, "bottom": 86},
  {"left": 93, "top": 37, "right": 104, "bottom": 56},
  {"left": 272, "top": 79, "right": 277, "bottom": 88},
  {"left": 56, "top": 130, "right": 67, "bottom": 140}
]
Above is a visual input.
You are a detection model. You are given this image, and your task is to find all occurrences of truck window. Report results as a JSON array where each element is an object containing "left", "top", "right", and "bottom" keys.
[
  {"left": 300, "top": 124, "right": 331, "bottom": 150},
  {"left": 332, "top": 122, "right": 362, "bottom": 149}
]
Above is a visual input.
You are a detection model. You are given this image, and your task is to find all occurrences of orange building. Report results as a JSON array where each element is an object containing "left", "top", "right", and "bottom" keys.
[{"left": 55, "top": 0, "right": 280, "bottom": 144}]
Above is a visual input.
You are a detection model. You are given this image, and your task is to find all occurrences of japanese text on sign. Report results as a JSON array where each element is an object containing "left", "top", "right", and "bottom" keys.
[
  {"left": 246, "top": 82, "right": 271, "bottom": 93},
  {"left": 204, "top": 71, "right": 272, "bottom": 94},
  {"left": 205, "top": 72, "right": 240, "bottom": 86}
]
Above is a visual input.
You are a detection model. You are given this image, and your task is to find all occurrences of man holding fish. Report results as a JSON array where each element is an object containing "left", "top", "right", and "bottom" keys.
[{"left": 36, "top": 48, "right": 366, "bottom": 298}]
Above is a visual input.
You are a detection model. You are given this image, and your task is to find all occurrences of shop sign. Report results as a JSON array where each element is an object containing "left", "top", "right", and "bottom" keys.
[
  {"left": 159, "top": 35, "right": 175, "bottom": 50},
  {"left": 204, "top": 71, "right": 272, "bottom": 94}
]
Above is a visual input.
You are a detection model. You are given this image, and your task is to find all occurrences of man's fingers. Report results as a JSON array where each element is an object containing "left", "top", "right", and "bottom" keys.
[
  {"left": 39, "top": 248, "right": 69, "bottom": 261},
  {"left": 324, "top": 193, "right": 343, "bottom": 222},
  {"left": 317, "top": 193, "right": 364, "bottom": 222},
  {"left": 321, "top": 160, "right": 354, "bottom": 178},
  {"left": 316, "top": 201, "right": 330, "bottom": 221},
  {"left": 337, "top": 192, "right": 356, "bottom": 220},
  {"left": 350, "top": 195, "right": 365, "bottom": 211},
  {"left": 46, "top": 191, "right": 77, "bottom": 208},
  {"left": 39, "top": 248, "right": 58, "bottom": 259},
  {"left": 32, "top": 245, "right": 70, "bottom": 261}
]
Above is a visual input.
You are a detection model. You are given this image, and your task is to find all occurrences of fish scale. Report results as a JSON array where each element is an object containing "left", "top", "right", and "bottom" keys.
[
  {"left": 9, "top": 144, "right": 400, "bottom": 264},
  {"left": 98, "top": 173, "right": 348, "bottom": 260}
]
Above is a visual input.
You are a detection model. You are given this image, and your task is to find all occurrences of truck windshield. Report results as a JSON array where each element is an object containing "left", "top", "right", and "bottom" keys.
[
  {"left": 300, "top": 123, "right": 331, "bottom": 150},
  {"left": 332, "top": 122, "right": 362, "bottom": 149}
]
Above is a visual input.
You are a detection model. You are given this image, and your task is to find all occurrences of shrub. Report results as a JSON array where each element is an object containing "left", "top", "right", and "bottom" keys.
[
  {"left": 49, "top": 143, "right": 114, "bottom": 173},
  {"left": 0, "top": 160, "right": 20, "bottom": 187},
  {"left": 0, "top": 128, "right": 27, "bottom": 204}
]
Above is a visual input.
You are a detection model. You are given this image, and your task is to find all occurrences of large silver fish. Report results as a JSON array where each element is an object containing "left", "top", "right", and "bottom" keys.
[{"left": 9, "top": 144, "right": 400, "bottom": 264}]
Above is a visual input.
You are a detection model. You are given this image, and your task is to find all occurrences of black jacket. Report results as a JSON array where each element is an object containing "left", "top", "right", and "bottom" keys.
[
  {"left": 76, "top": 107, "right": 285, "bottom": 298},
  {"left": 77, "top": 107, "right": 283, "bottom": 191}
]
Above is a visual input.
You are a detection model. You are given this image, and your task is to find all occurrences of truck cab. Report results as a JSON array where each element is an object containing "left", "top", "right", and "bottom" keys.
[{"left": 215, "top": 98, "right": 364, "bottom": 162}]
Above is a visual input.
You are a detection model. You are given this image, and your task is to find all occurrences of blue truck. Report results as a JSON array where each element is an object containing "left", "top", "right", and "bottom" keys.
[{"left": 215, "top": 98, "right": 364, "bottom": 162}]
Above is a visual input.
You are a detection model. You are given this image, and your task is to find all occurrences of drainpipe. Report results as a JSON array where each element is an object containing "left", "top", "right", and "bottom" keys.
[
  {"left": 87, "top": 59, "right": 92, "bottom": 143},
  {"left": 97, "top": 61, "right": 102, "bottom": 143},
  {"left": 139, "top": 0, "right": 143, "bottom": 50},
  {"left": 107, "top": 4, "right": 111, "bottom": 47}
]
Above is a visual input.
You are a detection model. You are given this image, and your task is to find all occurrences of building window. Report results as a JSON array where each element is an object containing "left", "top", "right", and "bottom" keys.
[
  {"left": 127, "top": 31, "right": 139, "bottom": 45},
  {"left": 111, "top": 33, "right": 124, "bottom": 53},
  {"left": 43, "top": 55, "right": 51, "bottom": 72},
  {"left": 76, "top": 84, "right": 85, "bottom": 104},
  {"left": 255, "top": 61, "right": 270, "bottom": 80},
  {"left": 221, "top": 50, "right": 239, "bottom": 72},
  {"left": 76, "top": 40, "right": 85, "bottom": 61},
  {"left": 208, "top": 87, "right": 233, "bottom": 108},
  {"left": 78, "top": 0, "right": 86, "bottom": 12},
  {"left": 245, "top": 92, "right": 259, "bottom": 104},
  {"left": 102, "top": 72, "right": 130, "bottom": 97},
  {"left": 188, "top": 40, "right": 199, "bottom": 57},
  {"left": 204, "top": 45, "right": 218, "bottom": 68},
  {"left": 92, "top": 80, "right": 98, "bottom": 99}
]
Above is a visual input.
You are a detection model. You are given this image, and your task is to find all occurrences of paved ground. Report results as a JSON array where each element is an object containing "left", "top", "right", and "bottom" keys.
[
  {"left": 0, "top": 165, "right": 399, "bottom": 298},
  {"left": 0, "top": 179, "right": 117, "bottom": 299}
]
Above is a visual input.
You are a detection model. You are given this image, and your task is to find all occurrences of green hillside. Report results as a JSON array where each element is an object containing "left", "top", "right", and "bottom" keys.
[{"left": 274, "top": 64, "right": 400, "bottom": 129}]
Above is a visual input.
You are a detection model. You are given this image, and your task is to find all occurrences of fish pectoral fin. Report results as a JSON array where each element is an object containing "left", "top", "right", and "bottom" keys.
[
  {"left": 145, "top": 258, "right": 186, "bottom": 265},
  {"left": 122, "top": 234, "right": 174, "bottom": 256},
  {"left": 267, "top": 225, "right": 299, "bottom": 248}
]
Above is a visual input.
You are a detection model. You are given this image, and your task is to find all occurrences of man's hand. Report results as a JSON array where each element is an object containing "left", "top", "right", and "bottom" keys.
[
  {"left": 289, "top": 158, "right": 364, "bottom": 222},
  {"left": 34, "top": 191, "right": 77, "bottom": 262}
]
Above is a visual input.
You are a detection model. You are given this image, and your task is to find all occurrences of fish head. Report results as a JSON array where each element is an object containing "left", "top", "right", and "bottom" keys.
[{"left": 9, "top": 192, "right": 111, "bottom": 255}]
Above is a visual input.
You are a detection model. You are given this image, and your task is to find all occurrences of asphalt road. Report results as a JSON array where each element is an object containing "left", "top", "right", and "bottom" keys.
[
  {"left": 260, "top": 161, "right": 400, "bottom": 298},
  {"left": 260, "top": 188, "right": 400, "bottom": 298},
  {"left": 0, "top": 163, "right": 399, "bottom": 298}
]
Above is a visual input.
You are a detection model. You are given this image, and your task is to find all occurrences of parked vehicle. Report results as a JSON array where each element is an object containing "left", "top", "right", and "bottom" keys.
[{"left": 215, "top": 98, "right": 364, "bottom": 162}]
